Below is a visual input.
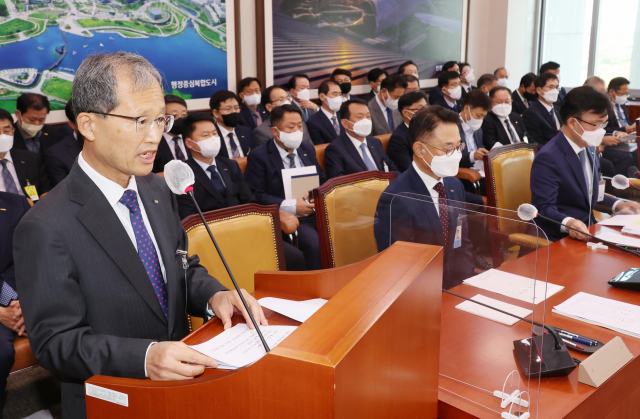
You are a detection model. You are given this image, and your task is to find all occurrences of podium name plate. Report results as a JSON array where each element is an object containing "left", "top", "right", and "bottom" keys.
[{"left": 578, "top": 336, "right": 633, "bottom": 388}]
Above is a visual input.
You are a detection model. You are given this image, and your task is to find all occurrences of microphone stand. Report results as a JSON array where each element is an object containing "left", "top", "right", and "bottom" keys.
[{"left": 187, "top": 188, "right": 270, "bottom": 353}]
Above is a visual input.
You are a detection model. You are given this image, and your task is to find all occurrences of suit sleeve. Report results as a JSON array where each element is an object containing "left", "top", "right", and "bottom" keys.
[
  {"left": 244, "top": 151, "right": 284, "bottom": 206},
  {"left": 306, "top": 119, "right": 324, "bottom": 145},
  {"left": 460, "top": 148, "right": 472, "bottom": 169},
  {"left": 44, "top": 149, "right": 69, "bottom": 187},
  {"left": 243, "top": 129, "right": 257, "bottom": 154},
  {"left": 523, "top": 111, "right": 545, "bottom": 146},
  {"left": 323, "top": 144, "right": 345, "bottom": 179},
  {"left": 386, "top": 133, "right": 412, "bottom": 172},
  {"left": 232, "top": 161, "right": 256, "bottom": 204},
  {"left": 530, "top": 153, "right": 565, "bottom": 236},
  {"left": 36, "top": 154, "right": 52, "bottom": 193},
  {"left": 481, "top": 118, "right": 499, "bottom": 150},
  {"left": 176, "top": 194, "right": 197, "bottom": 220}
]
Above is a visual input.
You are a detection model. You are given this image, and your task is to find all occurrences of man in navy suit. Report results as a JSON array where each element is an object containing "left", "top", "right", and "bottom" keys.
[
  {"left": 374, "top": 106, "right": 475, "bottom": 290},
  {"left": 244, "top": 105, "right": 327, "bottom": 270},
  {"left": 386, "top": 92, "right": 428, "bottom": 172},
  {"left": 364, "top": 68, "right": 388, "bottom": 103},
  {"left": 531, "top": 86, "right": 640, "bottom": 242},
  {"left": 288, "top": 74, "right": 318, "bottom": 122},
  {"left": 331, "top": 68, "right": 356, "bottom": 102},
  {"left": 44, "top": 100, "right": 84, "bottom": 186},
  {"left": 209, "top": 90, "right": 256, "bottom": 159},
  {"left": 512, "top": 73, "right": 537, "bottom": 116},
  {"left": 324, "top": 99, "right": 399, "bottom": 179},
  {"left": 152, "top": 95, "right": 191, "bottom": 173},
  {"left": 523, "top": 73, "right": 562, "bottom": 146},
  {"left": 306, "top": 80, "right": 344, "bottom": 145},
  {"left": 539, "top": 61, "right": 568, "bottom": 106},
  {"left": 482, "top": 86, "right": 526, "bottom": 149},
  {"left": 432, "top": 71, "right": 463, "bottom": 113},
  {"left": 428, "top": 61, "right": 459, "bottom": 105},
  {"left": 606, "top": 77, "right": 636, "bottom": 135},
  {"left": 237, "top": 77, "right": 269, "bottom": 130}
]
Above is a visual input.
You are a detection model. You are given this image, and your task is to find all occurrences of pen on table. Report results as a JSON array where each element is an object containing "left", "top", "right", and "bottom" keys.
[
  {"left": 558, "top": 332, "right": 594, "bottom": 346},
  {"left": 557, "top": 329, "right": 596, "bottom": 343},
  {"left": 561, "top": 338, "right": 585, "bottom": 351}
]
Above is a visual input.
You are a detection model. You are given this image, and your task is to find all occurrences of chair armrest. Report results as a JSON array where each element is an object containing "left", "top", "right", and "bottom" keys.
[
  {"left": 508, "top": 233, "right": 550, "bottom": 249},
  {"left": 456, "top": 168, "right": 481, "bottom": 183},
  {"left": 279, "top": 211, "right": 299, "bottom": 235}
]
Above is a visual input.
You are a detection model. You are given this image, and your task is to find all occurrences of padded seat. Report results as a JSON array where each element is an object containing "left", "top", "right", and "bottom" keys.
[
  {"left": 374, "top": 134, "right": 391, "bottom": 152},
  {"left": 314, "top": 143, "right": 329, "bottom": 173},
  {"left": 10, "top": 335, "right": 37, "bottom": 374}
]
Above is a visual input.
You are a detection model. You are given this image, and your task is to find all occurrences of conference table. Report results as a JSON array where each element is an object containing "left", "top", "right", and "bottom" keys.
[{"left": 438, "top": 224, "right": 640, "bottom": 419}]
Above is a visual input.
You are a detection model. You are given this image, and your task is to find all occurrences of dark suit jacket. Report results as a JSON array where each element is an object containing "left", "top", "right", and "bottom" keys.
[
  {"left": 44, "top": 134, "right": 81, "bottom": 186},
  {"left": 0, "top": 192, "right": 30, "bottom": 306},
  {"left": 13, "top": 163, "right": 227, "bottom": 418},
  {"left": 152, "top": 134, "right": 192, "bottom": 174},
  {"left": 363, "top": 90, "right": 376, "bottom": 103},
  {"left": 522, "top": 100, "right": 561, "bottom": 146},
  {"left": 557, "top": 86, "right": 567, "bottom": 106},
  {"left": 324, "top": 131, "right": 399, "bottom": 179},
  {"left": 606, "top": 103, "right": 631, "bottom": 134},
  {"left": 481, "top": 112, "right": 526, "bottom": 149},
  {"left": 531, "top": 131, "right": 616, "bottom": 242},
  {"left": 214, "top": 123, "right": 256, "bottom": 159},
  {"left": 459, "top": 126, "right": 483, "bottom": 169},
  {"left": 428, "top": 86, "right": 443, "bottom": 105},
  {"left": 511, "top": 91, "right": 529, "bottom": 116},
  {"left": 374, "top": 165, "right": 475, "bottom": 290},
  {"left": 6, "top": 149, "right": 51, "bottom": 195},
  {"left": 386, "top": 122, "right": 412, "bottom": 172},
  {"left": 306, "top": 109, "right": 344, "bottom": 145},
  {"left": 238, "top": 103, "right": 269, "bottom": 131},
  {"left": 12, "top": 122, "right": 61, "bottom": 159},
  {"left": 177, "top": 156, "right": 254, "bottom": 220},
  {"left": 460, "top": 85, "right": 477, "bottom": 98},
  {"left": 432, "top": 95, "right": 463, "bottom": 113}
]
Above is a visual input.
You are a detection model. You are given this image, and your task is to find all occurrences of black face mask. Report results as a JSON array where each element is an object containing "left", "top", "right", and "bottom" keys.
[
  {"left": 523, "top": 91, "right": 538, "bottom": 101},
  {"left": 221, "top": 112, "right": 239, "bottom": 128},
  {"left": 169, "top": 117, "right": 183, "bottom": 135},
  {"left": 339, "top": 82, "right": 352, "bottom": 95}
]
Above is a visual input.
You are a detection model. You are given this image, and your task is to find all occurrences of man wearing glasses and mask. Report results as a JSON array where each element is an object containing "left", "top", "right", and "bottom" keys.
[
  {"left": 13, "top": 52, "right": 267, "bottom": 419},
  {"left": 374, "top": 106, "right": 475, "bottom": 290}
]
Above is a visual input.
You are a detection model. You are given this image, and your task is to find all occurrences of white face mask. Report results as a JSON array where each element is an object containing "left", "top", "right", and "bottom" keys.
[
  {"left": 462, "top": 70, "right": 475, "bottom": 84},
  {"left": 421, "top": 144, "right": 462, "bottom": 178},
  {"left": 243, "top": 93, "right": 261, "bottom": 107},
  {"left": 464, "top": 108, "right": 483, "bottom": 131},
  {"left": 189, "top": 136, "right": 221, "bottom": 158},
  {"left": 556, "top": 74, "right": 562, "bottom": 83},
  {"left": 572, "top": 119, "right": 605, "bottom": 148},
  {"left": 19, "top": 116, "right": 44, "bottom": 138},
  {"left": 324, "top": 95, "right": 342, "bottom": 113},
  {"left": 276, "top": 128, "right": 303, "bottom": 149},
  {"left": 615, "top": 94, "right": 628, "bottom": 106},
  {"left": 347, "top": 118, "right": 373, "bottom": 137},
  {"left": 497, "top": 78, "right": 508, "bottom": 87},
  {"left": 445, "top": 85, "right": 462, "bottom": 100},
  {"left": 383, "top": 91, "right": 399, "bottom": 110},
  {"left": 541, "top": 88, "right": 559, "bottom": 104},
  {"left": 492, "top": 103, "right": 512, "bottom": 118},
  {"left": 296, "top": 89, "right": 310, "bottom": 101},
  {"left": 0, "top": 134, "right": 13, "bottom": 153}
]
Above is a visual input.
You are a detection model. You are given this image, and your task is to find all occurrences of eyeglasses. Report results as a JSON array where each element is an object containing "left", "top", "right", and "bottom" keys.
[
  {"left": 1, "top": 127, "right": 14, "bottom": 135},
  {"left": 88, "top": 112, "right": 174, "bottom": 135},
  {"left": 576, "top": 118, "right": 608, "bottom": 130},
  {"left": 218, "top": 106, "right": 241, "bottom": 113},
  {"left": 424, "top": 142, "right": 466, "bottom": 156}
]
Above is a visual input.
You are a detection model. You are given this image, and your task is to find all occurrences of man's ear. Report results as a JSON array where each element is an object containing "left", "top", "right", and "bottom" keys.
[
  {"left": 76, "top": 113, "right": 96, "bottom": 143},
  {"left": 270, "top": 126, "right": 278, "bottom": 138},
  {"left": 185, "top": 137, "right": 196, "bottom": 151}
]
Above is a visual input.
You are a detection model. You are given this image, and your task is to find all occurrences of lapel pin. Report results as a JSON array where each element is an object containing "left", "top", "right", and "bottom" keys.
[
  {"left": 0, "top": 208, "right": 5, "bottom": 211},
  {"left": 450, "top": 190, "right": 454, "bottom": 192},
  {"left": 43, "top": 133, "right": 48, "bottom": 135},
  {"left": 20, "top": 161, "right": 25, "bottom": 164},
  {"left": 223, "top": 168, "right": 228, "bottom": 171},
  {"left": 153, "top": 200, "right": 159, "bottom": 204},
  {"left": 303, "top": 154, "right": 307, "bottom": 156}
]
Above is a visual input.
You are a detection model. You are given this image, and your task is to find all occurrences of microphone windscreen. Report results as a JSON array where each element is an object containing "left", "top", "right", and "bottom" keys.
[
  {"left": 517, "top": 203, "right": 538, "bottom": 221},
  {"left": 629, "top": 166, "right": 640, "bottom": 179},
  {"left": 612, "top": 174, "right": 630, "bottom": 190},
  {"left": 164, "top": 160, "right": 195, "bottom": 195}
]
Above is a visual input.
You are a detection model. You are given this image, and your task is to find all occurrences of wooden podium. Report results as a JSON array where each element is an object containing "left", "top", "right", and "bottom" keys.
[{"left": 85, "top": 242, "right": 443, "bottom": 419}]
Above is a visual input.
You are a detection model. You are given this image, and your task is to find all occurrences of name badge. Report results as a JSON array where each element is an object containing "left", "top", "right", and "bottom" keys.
[
  {"left": 24, "top": 184, "right": 39, "bottom": 201},
  {"left": 597, "top": 174, "right": 605, "bottom": 202},
  {"left": 453, "top": 216, "right": 463, "bottom": 249}
]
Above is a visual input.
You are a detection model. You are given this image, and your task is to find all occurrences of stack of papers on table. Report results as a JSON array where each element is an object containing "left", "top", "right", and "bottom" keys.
[
  {"left": 258, "top": 297, "right": 327, "bottom": 323},
  {"left": 598, "top": 215, "right": 640, "bottom": 227},
  {"left": 595, "top": 230, "right": 640, "bottom": 248},
  {"left": 463, "top": 269, "right": 563, "bottom": 304},
  {"left": 189, "top": 323, "right": 297, "bottom": 369},
  {"left": 455, "top": 294, "right": 533, "bottom": 326},
  {"left": 553, "top": 292, "right": 640, "bottom": 338}
]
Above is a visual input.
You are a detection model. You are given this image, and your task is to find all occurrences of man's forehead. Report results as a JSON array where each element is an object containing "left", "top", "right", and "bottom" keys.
[
  {"left": 195, "top": 121, "right": 215, "bottom": 131},
  {"left": 581, "top": 110, "right": 608, "bottom": 120},
  {"left": 271, "top": 88, "right": 286, "bottom": 98},
  {"left": 114, "top": 76, "right": 164, "bottom": 114}
]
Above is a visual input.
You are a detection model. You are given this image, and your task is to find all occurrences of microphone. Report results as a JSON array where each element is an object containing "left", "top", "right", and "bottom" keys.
[
  {"left": 517, "top": 204, "right": 640, "bottom": 257},
  {"left": 163, "top": 160, "right": 270, "bottom": 352},
  {"left": 612, "top": 174, "right": 640, "bottom": 192}
]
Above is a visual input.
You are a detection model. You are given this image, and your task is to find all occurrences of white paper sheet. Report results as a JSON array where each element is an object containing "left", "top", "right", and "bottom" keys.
[
  {"left": 258, "top": 297, "right": 328, "bottom": 323},
  {"left": 553, "top": 292, "right": 640, "bottom": 339},
  {"left": 598, "top": 215, "right": 640, "bottom": 227},
  {"left": 189, "top": 324, "right": 297, "bottom": 369},
  {"left": 462, "top": 269, "right": 563, "bottom": 305},
  {"left": 455, "top": 294, "right": 533, "bottom": 326},
  {"left": 282, "top": 166, "right": 317, "bottom": 200},
  {"left": 596, "top": 230, "right": 640, "bottom": 248}
]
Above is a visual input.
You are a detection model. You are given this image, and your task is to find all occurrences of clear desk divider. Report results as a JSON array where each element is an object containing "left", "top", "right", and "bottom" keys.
[{"left": 331, "top": 183, "right": 556, "bottom": 418}]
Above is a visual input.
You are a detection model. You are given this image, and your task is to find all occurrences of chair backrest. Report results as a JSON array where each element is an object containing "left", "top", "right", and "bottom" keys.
[
  {"left": 375, "top": 134, "right": 392, "bottom": 152},
  {"left": 234, "top": 157, "right": 248, "bottom": 173},
  {"left": 484, "top": 143, "right": 538, "bottom": 232},
  {"left": 313, "top": 171, "right": 395, "bottom": 269},
  {"left": 314, "top": 143, "right": 329, "bottom": 173}
]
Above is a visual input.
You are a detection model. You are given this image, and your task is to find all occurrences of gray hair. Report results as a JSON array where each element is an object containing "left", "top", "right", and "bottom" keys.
[
  {"left": 72, "top": 52, "right": 163, "bottom": 118},
  {"left": 583, "top": 76, "right": 606, "bottom": 90}
]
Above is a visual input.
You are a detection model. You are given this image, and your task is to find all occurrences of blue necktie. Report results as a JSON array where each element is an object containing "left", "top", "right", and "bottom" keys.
[
  {"left": 0, "top": 159, "right": 20, "bottom": 195},
  {"left": 386, "top": 107, "right": 394, "bottom": 133},
  {"left": 228, "top": 133, "right": 240, "bottom": 159},
  {"left": 617, "top": 105, "right": 628, "bottom": 127},
  {"left": 119, "top": 190, "right": 168, "bottom": 319},
  {"left": 207, "top": 165, "right": 227, "bottom": 204},
  {"left": 360, "top": 143, "right": 377, "bottom": 171},
  {"left": 0, "top": 282, "right": 17, "bottom": 307},
  {"left": 579, "top": 149, "right": 592, "bottom": 198}
]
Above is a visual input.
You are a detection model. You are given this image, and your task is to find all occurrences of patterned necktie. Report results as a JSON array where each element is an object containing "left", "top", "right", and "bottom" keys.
[
  {"left": 579, "top": 149, "right": 592, "bottom": 199},
  {"left": 504, "top": 118, "right": 519, "bottom": 143},
  {"left": 0, "top": 282, "right": 17, "bottom": 307},
  {"left": 253, "top": 111, "right": 262, "bottom": 127},
  {"left": 331, "top": 115, "right": 340, "bottom": 135},
  {"left": 287, "top": 153, "right": 297, "bottom": 168},
  {"left": 386, "top": 107, "right": 394, "bottom": 133},
  {"left": 433, "top": 182, "right": 450, "bottom": 247},
  {"left": 0, "top": 159, "right": 20, "bottom": 195},
  {"left": 550, "top": 108, "right": 559, "bottom": 131},
  {"left": 119, "top": 190, "right": 168, "bottom": 319},
  {"left": 359, "top": 143, "right": 377, "bottom": 171},
  {"left": 617, "top": 105, "right": 628, "bottom": 127},
  {"left": 207, "top": 165, "right": 227, "bottom": 204},
  {"left": 173, "top": 135, "right": 186, "bottom": 161},
  {"left": 228, "top": 132, "right": 241, "bottom": 159}
]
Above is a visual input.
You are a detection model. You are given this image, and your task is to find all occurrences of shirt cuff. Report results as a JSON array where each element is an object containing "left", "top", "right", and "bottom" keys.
[
  {"left": 144, "top": 342, "right": 158, "bottom": 378},
  {"left": 560, "top": 217, "right": 573, "bottom": 233},
  {"left": 206, "top": 302, "right": 215, "bottom": 320},
  {"left": 469, "top": 152, "right": 476, "bottom": 163},
  {"left": 279, "top": 199, "right": 297, "bottom": 215},
  {"left": 612, "top": 200, "right": 621, "bottom": 213}
]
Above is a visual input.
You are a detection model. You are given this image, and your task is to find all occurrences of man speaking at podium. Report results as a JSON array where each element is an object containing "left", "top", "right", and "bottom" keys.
[{"left": 13, "top": 52, "right": 267, "bottom": 419}]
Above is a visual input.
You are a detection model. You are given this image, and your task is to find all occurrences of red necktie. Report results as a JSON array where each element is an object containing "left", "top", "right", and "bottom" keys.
[{"left": 433, "top": 182, "right": 450, "bottom": 247}]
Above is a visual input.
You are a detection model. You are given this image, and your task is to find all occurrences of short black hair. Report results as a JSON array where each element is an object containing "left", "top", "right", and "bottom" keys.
[
  {"left": 16, "top": 93, "right": 50, "bottom": 114},
  {"left": 398, "top": 60, "right": 417, "bottom": 75},
  {"left": 261, "top": 85, "right": 287, "bottom": 109},
  {"left": 381, "top": 74, "right": 408, "bottom": 93},
  {"left": 493, "top": 67, "right": 506, "bottom": 76},
  {"left": 519, "top": 73, "right": 536, "bottom": 89},
  {"left": 182, "top": 112, "right": 216, "bottom": 139},
  {"left": 64, "top": 98, "right": 76, "bottom": 123},
  {"left": 398, "top": 91, "right": 427, "bottom": 113},
  {"left": 477, "top": 74, "right": 497, "bottom": 89},
  {"left": 238, "top": 77, "right": 262, "bottom": 93},
  {"left": 442, "top": 61, "right": 458, "bottom": 72},
  {"left": 459, "top": 62, "right": 471, "bottom": 73},
  {"left": 489, "top": 86, "right": 512, "bottom": 98},
  {"left": 331, "top": 68, "right": 352, "bottom": 80},
  {"left": 209, "top": 90, "right": 240, "bottom": 110},
  {"left": 0, "top": 109, "right": 12, "bottom": 123},
  {"left": 287, "top": 74, "right": 310, "bottom": 91},
  {"left": 462, "top": 89, "right": 492, "bottom": 110},
  {"left": 608, "top": 77, "right": 631, "bottom": 92},
  {"left": 408, "top": 105, "right": 461, "bottom": 146},
  {"left": 164, "top": 94, "right": 187, "bottom": 108},
  {"left": 339, "top": 98, "right": 369, "bottom": 121},
  {"left": 438, "top": 71, "right": 461, "bottom": 88},
  {"left": 402, "top": 74, "right": 419, "bottom": 85},
  {"left": 318, "top": 80, "right": 338, "bottom": 96},
  {"left": 367, "top": 68, "right": 388, "bottom": 82},
  {"left": 559, "top": 85, "right": 610, "bottom": 125},
  {"left": 534, "top": 73, "right": 558, "bottom": 89},
  {"left": 539, "top": 61, "right": 560, "bottom": 74},
  {"left": 270, "top": 104, "right": 303, "bottom": 127}
]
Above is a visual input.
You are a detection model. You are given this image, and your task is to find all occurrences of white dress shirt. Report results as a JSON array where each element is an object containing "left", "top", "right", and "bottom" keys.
[
  {"left": 540, "top": 100, "right": 561, "bottom": 130},
  {"left": 516, "top": 90, "right": 529, "bottom": 108},
  {"left": 611, "top": 100, "right": 625, "bottom": 127},
  {"left": 162, "top": 132, "right": 188, "bottom": 159},
  {"left": 275, "top": 141, "right": 305, "bottom": 215},
  {"left": 460, "top": 118, "right": 477, "bottom": 163},
  {"left": 412, "top": 161, "right": 443, "bottom": 216},
  {"left": 0, "top": 151, "right": 24, "bottom": 195},
  {"left": 375, "top": 94, "right": 390, "bottom": 124},
  {"left": 218, "top": 125, "right": 244, "bottom": 158},
  {"left": 346, "top": 133, "right": 376, "bottom": 167}
]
